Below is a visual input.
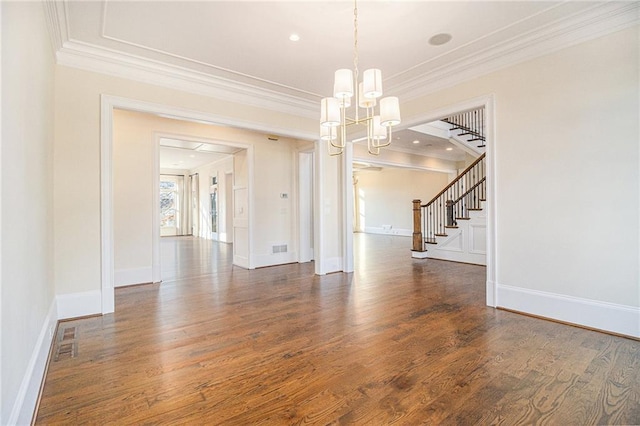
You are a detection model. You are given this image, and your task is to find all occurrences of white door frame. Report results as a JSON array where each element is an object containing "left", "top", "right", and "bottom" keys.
[
  {"left": 152, "top": 132, "right": 248, "bottom": 283},
  {"left": 298, "top": 151, "right": 314, "bottom": 263},
  {"left": 346, "top": 94, "right": 497, "bottom": 307},
  {"left": 101, "top": 95, "right": 265, "bottom": 313}
]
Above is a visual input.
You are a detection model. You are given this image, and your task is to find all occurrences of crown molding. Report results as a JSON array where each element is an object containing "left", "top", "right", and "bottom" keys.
[
  {"left": 56, "top": 40, "right": 320, "bottom": 120},
  {"left": 42, "top": 0, "right": 68, "bottom": 58},
  {"left": 394, "top": 1, "right": 640, "bottom": 102},
  {"left": 44, "top": 1, "right": 638, "bottom": 122}
]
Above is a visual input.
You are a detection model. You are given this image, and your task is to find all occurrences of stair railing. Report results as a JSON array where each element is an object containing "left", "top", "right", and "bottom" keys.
[
  {"left": 412, "top": 153, "right": 486, "bottom": 252},
  {"left": 443, "top": 108, "right": 485, "bottom": 147}
]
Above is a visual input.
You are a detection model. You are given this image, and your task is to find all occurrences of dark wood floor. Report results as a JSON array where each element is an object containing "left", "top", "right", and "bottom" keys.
[{"left": 36, "top": 234, "right": 640, "bottom": 424}]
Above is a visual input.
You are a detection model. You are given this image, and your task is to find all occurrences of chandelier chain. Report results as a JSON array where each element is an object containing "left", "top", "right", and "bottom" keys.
[{"left": 353, "top": 0, "right": 359, "bottom": 82}]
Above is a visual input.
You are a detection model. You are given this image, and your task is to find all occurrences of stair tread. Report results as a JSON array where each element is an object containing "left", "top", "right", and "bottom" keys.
[
  {"left": 456, "top": 217, "right": 470, "bottom": 220},
  {"left": 444, "top": 226, "right": 459, "bottom": 229},
  {"left": 434, "top": 233, "right": 448, "bottom": 237},
  {"left": 425, "top": 238, "right": 438, "bottom": 245},
  {"left": 468, "top": 208, "right": 483, "bottom": 211}
]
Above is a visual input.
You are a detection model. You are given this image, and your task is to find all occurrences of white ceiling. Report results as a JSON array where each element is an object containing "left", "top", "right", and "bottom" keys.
[
  {"left": 160, "top": 138, "right": 242, "bottom": 170},
  {"left": 60, "top": 1, "right": 618, "bottom": 102},
  {"left": 51, "top": 1, "right": 636, "bottom": 160}
]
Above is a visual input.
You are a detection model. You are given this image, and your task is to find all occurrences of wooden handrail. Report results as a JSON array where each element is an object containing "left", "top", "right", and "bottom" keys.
[
  {"left": 452, "top": 177, "right": 486, "bottom": 205},
  {"left": 422, "top": 153, "right": 486, "bottom": 208}
]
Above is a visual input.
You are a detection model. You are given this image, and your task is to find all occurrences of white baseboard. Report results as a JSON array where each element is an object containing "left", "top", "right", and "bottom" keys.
[
  {"left": 9, "top": 299, "right": 57, "bottom": 426},
  {"left": 411, "top": 250, "right": 429, "bottom": 259},
  {"left": 252, "top": 251, "right": 298, "bottom": 269},
  {"left": 364, "top": 227, "right": 412, "bottom": 237},
  {"left": 114, "top": 266, "right": 153, "bottom": 287},
  {"left": 316, "top": 256, "right": 343, "bottom": 275},
  {"left": 56, "top": 290, "right": 102, "bottom": 320},
  {"left": 497, "top": 284, "right": 640, "bottom": 338}
]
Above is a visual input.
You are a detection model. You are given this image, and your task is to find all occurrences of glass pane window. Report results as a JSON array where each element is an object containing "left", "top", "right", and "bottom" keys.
[
  {"left": 160, "top": 180, "right": 177, "bottom": 190},
  {"left": 160, "top": 192, "right": 176, "bottom": 227},
  {"left": 160, "top": 175, "right": 182, "bottom": 234}
]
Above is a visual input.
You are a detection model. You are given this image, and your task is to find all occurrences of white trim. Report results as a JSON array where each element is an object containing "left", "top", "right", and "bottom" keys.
[
  {"left": 394, "top": 2, "right": 640, "bottom": 102},
  {"left": 363, "top": 227, "right": 412, "bottom": 238},
  {"left": 313, "top": 140, "right": 324, "bottom": 275},
  {"left": 355, "top": 142, "right": 466, "bottom": 164},
  {"left": 252, "top": 251, "right": 298, "bottom": 269},
  {"left": 246, "top": 146, "right": 255, "bottom": 270},
  {"left": 484, "top": 96, "right": 497, "bottom": 307},
  {"left": 468, "top": 223, "right": 487, "bottom": 255},
  {"left": 342, "top": 144, "right": 354, "bottom": 273},
  {"left": 411, "top": 251, "right": 429, "bottom": 259},
  {"left": 298, "top": 151, "right": 314, "bottom": 263},
  {"left": 44, "top": 2, "right": 638, "bottom": 121},
  {"left": 152, "top": 136, "right": 161, "bottom": 283},
  {"left": 114, "top": 267, "right": 153, "bottom": 287},
  {"left": 0, "top": 2, "right": 3, "bottom": 422},
  {"left": 351, "top": 155, "right": 457, "bottom": 175},
  {"left": 102, "top": 95, "right": 274, "bottom": 311},
  {"left": 57, "top": 40, "right": 319, "bottom": 120},
  {"left": 8, "top": 300, "right": 57, "bottom": 426},
  {"left": 320, "top": 257, "right": 344, "bottom": 275},
  {"left": 497, "top": 284, "right": 640, "bottom": 338},
  {"left": 100, "top": 97, "right": 115, "bottom": 314},
  {"left": 400, "top": 95, "right": 497, "bottom": 307},
  {"left": 152, "top": 131, "right": 249, "bottom": 278},
  {"left": 56, "top": 290, "right": 102, "bottom": 320}
]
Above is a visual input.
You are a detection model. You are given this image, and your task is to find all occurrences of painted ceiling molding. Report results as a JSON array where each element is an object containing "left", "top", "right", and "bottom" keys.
[{"left": 43, "top": 1, "right": 639, "bottom": 120}]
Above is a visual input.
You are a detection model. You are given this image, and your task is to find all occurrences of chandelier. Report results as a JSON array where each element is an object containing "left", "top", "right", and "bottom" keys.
[{"left": 319, "top": 0, "right": 401, "bottom": 156}]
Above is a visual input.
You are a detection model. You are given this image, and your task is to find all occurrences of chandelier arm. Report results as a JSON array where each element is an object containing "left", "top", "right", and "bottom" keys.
[
  {"left": 328, "top": 140, "right": 343, "bottom": 156},
  {"left": 367, "top": 137, "right": 380, "bottom": 155}
]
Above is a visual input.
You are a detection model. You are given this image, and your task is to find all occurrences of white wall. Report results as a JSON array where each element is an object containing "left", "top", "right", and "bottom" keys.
[
  {"left": 355, "top": 168, "right": 450, "bottom": 235},
  {"left": 403, "top": 26, "right": 639, "bottom": 335},
  {"left": 1, "top": 2, "right": 57, "bottom": 423},
  {"left": 191, "top": 157, "right": 234, "bottom": 241}
]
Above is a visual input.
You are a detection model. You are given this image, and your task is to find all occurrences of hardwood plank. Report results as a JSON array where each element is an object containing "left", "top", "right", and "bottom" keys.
[{"left": 35, "top": 234, "right": 640, "bottom": 424}]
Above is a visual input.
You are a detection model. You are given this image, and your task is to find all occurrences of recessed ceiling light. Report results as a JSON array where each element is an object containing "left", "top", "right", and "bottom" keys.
[
  {"left": 412, "top": 140, "right": 420, "bottom": 144},
  {"left": 429, "top": 33, "right": 452, "bottom": 46},
  {"left": 289, "top": 34, "right": 300, "bottom": 42},
  {"left": 446, "top": 147, "right": 453, "bottom": 151}
]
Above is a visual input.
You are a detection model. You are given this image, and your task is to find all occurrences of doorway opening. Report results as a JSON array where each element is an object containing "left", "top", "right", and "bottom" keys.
[
  {"left": 346, "top": 95, "right": 496, "bottom": 307},
  {"left": 103, "top": 96, "right": 258, "bottom": 313}
]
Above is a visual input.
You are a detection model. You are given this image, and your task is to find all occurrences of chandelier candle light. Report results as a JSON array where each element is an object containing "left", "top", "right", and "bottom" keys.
[{"left": 320, "top": 0, "right": 401, "bottom": 156}]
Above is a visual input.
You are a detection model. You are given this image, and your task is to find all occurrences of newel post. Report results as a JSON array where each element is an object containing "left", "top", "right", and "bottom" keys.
[{"left": 412, "top": 199, "right": 424, "bottom": 252}]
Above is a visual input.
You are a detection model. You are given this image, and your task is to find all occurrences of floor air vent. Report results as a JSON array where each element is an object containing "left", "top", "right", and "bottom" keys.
[{"left": 54, "top": 326, "right": 78, "bottom": 361}]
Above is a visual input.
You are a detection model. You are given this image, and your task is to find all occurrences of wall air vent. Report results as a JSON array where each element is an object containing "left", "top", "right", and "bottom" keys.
[{"left": 272, "top": 244, "right": 288, "bottom": 254}]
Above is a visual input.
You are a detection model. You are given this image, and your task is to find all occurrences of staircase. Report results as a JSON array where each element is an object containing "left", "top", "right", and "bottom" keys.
[
  {"left": 442, "top": 108, "right": 486, "bottom": 156},
  {"left": 411, "top": 154, "right": 487, "bottom": 265}
]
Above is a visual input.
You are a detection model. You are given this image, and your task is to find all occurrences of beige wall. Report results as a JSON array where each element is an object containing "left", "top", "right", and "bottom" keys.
[
  {"left": 1, "top": 2, "right": 56, "bottom": 423},
  {"left": 54, "top": 70, "right": 316, "bottom": 295},
  {"left": 112, "top": 109, "right": 301, "bottom": 284},
  {"left": 404, "top": 26, "right": 639, "bottom": 307},
  {"left": 355, "top": 168, "right": 449, "bottom": 234},
  {"left": 54, "top": 66, "right": 317, "bottom": 294},
  {"left": 53, "top": 25, "right": 638, "bottom": 322}
]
